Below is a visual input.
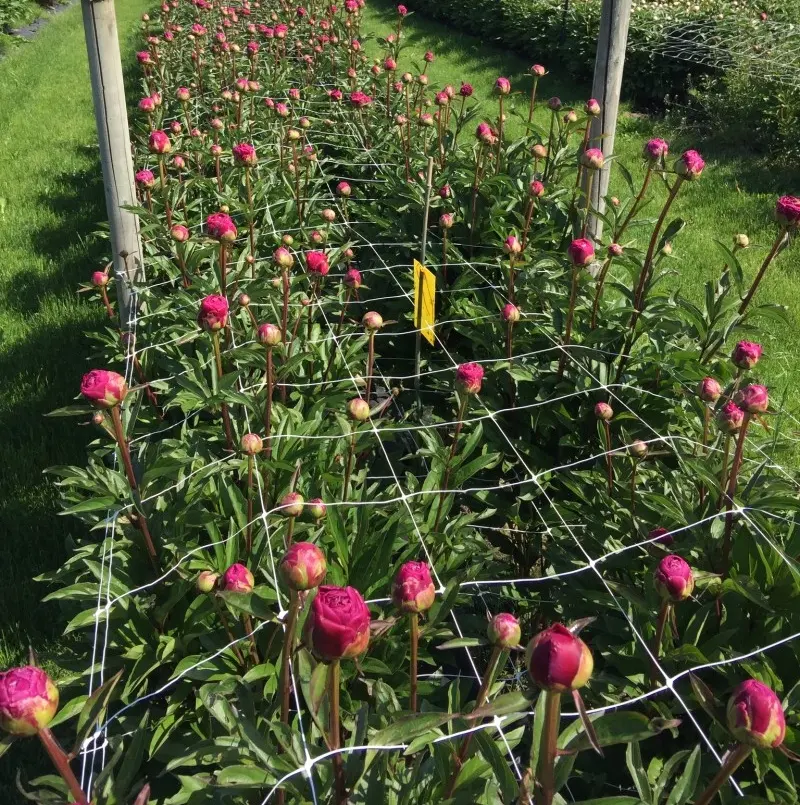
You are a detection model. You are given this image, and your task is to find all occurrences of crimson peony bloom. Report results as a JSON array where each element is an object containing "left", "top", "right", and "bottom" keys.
[
  {"left": 731, "top": 340, "right": 763, "bottom": 370},
  {"left": 197, "top": 295, "right": 229, "bottom": 331},
  {"left": 568, "top": 238, "right": 595, "bottom": 266},
  {"left": 718, "top": 401, "right": 745, "bottom": 432},
  {"left": 487, "top": 613, "right": 521, "bottom": 648},
  {"left": 392, "top": 561, "right": 436, "bottom": 614},
  {"left": 232, "top": 142, "right": 258, "bottom": 166},
  {"left": 775, "top": 195, "right": 800, "bottom": 228},
  {"left": 527, "top": 623, "right": 593, "bottom": 692},
  {"left": 594, "top": 401, "right": 613, "bottom": 421},
  {"left": 306, "top": 250, "right": 329, "bottom": 276},
  {"left": 135, "top": 169, "right": 156, "bottom": 188},
  {"left": 240, "top": 433, "right": 263, "bottom": 455},
  {"left": 726, "top": 679, "right": 786, "bottom": 748},
  {"left": 306, "top": 585, "right": 371, "bottom": 661},
  {"left": 459, "top": 82, "right": 474, "bottom": 97},
  {"left": 456, "top": 362, "right": 484, "bottom": 395},
  {"left": 736, "top": 384, "right": 768, "bottom": 413},
  {"left": 654, "top": 554, "right": 694, "bottom": 601},
  {"left": 349, "top": 90, "right": 372, "bottom": 108},
  {"left": 81, "top": 369, "right": 127, "bottom": 408},
  {"left": 643, "top": 138, "right": 669, "bottom": 162},
  {"left": 697, "top": 377, "right": 722, "bottom": 402},
  {"left": 148, "top": 130, "right": 171, "bottom": 154},
  {"left": 0, "top": 667, "right": 59, "bottom": 736},
  {"left": 206, "top": 212, "right": 237, "bottom": 242},
  {"left": 222, "top": 563, "right": 254, "bottom": 593},
  {"left": 675, "top": 149, "right": 705, "bottom": 180},
  {"left": 280, "top": 542, "right": 327, "bottom": 590}
]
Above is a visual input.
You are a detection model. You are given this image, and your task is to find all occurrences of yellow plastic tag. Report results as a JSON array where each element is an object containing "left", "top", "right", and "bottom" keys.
[{"left": 413, "top": 259, "right": 436, "bottom": 346}]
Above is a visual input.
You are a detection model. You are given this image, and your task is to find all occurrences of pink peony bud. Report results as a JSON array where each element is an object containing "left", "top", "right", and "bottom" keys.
[
  {"left": 138, "top": 96, "right": 156, "bottom": 113},
  {"left": 643, "top": 138, "right": 669, "bottom": 162},
  {"left": 502, "top": 303, "right": 520, "bottom": 323},
  {"left": 280, "top": 492, "right": 304, "bottom": 517},
  {"left": 258, "top": 323, "right": 282, "bottom": 346},
  {"left": 495, "top": 76, "right": 511, "bottom": 95},
  {"left": 321, "top": 208, "right": 336, "bottom": 223},
  {"left": 503, "top": 235, "right": 522, "bottom": 255},
  {"left": 336, "top": 181, "right": 352, "bottom": 198},
  {"left": 222, "top": 563, "right": 254, "bottom": 592},
  {"left": 273, "top": 246, "right": 294, "bottom": 269},
  {"left": 197, "top": 295, "right": 229, "bottom": 331},
  {"left": 649, "top": 526, "right": 673, "bottom": 547},
  {"left": 675, "top": 149, "right": 705, "bottom": 181},
  {"left": 608, "top": 243, "right": 623, "bottom": 258},
  {"left": 585, "top": 98, "right": 601, "bottom": 116},
  {"left": 424, "top": 50, "right": 434, "bottom": 63},
  {"left": 308, "top": 498, "right": 327, "bottom": 520},
  {"left": 176, "top": 86, "right": 191, "bottom": 102},
  {"left": 344, "top": 268, "right": 362, "bottom": 289},
  {"left": 135, "top": 169, "right": 156, "bottom": 188},
  {"left": 581, "top": 148, "right": 604, "bottom": 170},
  {"left": 718, "top": 401, "right": 745, "bottom": 433},
  {"left": 306, "top": 585, "right": 371, "bottom": 661},
  {"left": 348, "top": 397, "right": 370, "bottom": 421},
  {"left": 0, "top": 667, "right": 59, "bottom": 736},
  {"left": 726, "top": 679, "right": 786, "bottom": 749},
  {"left": 629, "top": 439, "right": 648, "bottom": 459},
  {"left": 384, "top": 57, "right": 397, "bottom": 71},
  {"left": 392, "top": 561, "right": 436, "bottom": 614},
  {"left": 736, "top": 384, "right": 768, "bottom": 414},
  {"left": 81, "top": 369, "right": 127, "bottom": 408},
  {"left": 547, "top": 97, "right": 562, "bottom": 111},
  {"left": 349, "top": 90, "right": 372, "bottom": 108},
  {"left": 435, "top": 91, "right": 449, "bottom": 106},
  {"left": 397, "top": 3, "right": 407, "bottom": 14},
  {"left": 196, "top": 570, "right": 219, "bottom": 593},
  {"left": 439, "top": 213, "right": 454, "bottom": 230},
  {"left": 563, "top": 110, "right": 578, "bottom": 124},
  {"left": 439, "top": 184, "right": 452, "bottom": 199},
  {"left": 594, "top": 401, "right": 613, "bottom": 421},
  {"left": 530, "top": 64, "right": 546, "bottom": 77},
  {"left": 654, "top": 554, "right": 694, "bottom": 601},
  {"left": 170, "top": 224, "right": 189, "bottom": 243},
  {"left": 487, "top": 613, "right": 521, "bottom": 648},
  {"left": 456, "top": 362, "right": 484, "bottom": 395},
  {"left": 206, "top": 212, "right": 237, "bottom": 242},
  {"left": 306, "top": 250, "right": 329, "bottom": 276},
  {"left": 476, "top": 122, "right": 496, "bottom": 145},
  {"left": 459, "top": 82, "right": 474, "bottom": 97},
  {"left": 148, "top": 129, "right": 171, "bottom": 154},
  {"left": 362, "top": 311, "right": 383, "bottom": 331},
  {"left": 532, "top": 143, "right": 547, "bottom": 159},
  {"left": 526, "top": 623, "right": 593, "bottom": 692},
  {"left": 232, "top": 142, "right": 258, "bottom": 166},
  {"left": 731, "top": 340, "right": 763, "bottom": 370},
  {"left": 567, "top": 238, "right": 595, "bottom": 266},
  {"left": 172, "top": 155, "right": 186, "bottom": 169},
  {"left": 280, "top": 542, "right": 327, "bottom": 590},
  {"left": 775, "top": 195, "right": 800, "bottom": 228},
  {"left": 697, "top": 377, "right": 722, "bottom": 402},
  {"left": 241, "top": 433, "right": 263, "bottom": 455},
  {"left": 91, "top": 271, "right": 109, "bottom": 287},
  {"left": 529, "top": 180, "right": 545, "bottom": 198}
]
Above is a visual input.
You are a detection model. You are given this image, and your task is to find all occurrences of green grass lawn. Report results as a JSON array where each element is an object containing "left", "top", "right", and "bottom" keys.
[{"left": 361, "top": 1, "right": 800, "bottom": 404}]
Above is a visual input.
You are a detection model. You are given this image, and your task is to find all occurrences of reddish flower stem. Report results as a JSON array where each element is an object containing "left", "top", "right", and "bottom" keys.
[
  {"left": 280, "top": 590, "right": 301, "bottom": 731},
  {"left": 536, "top": 691, "right": 561, "bottom": 805},
  {"left": 212, "top": 596, "right": 246, "bottom": 666},
  {"left": 738, "top": 228, "right": 788, "bottom": 316},
  {"left": 722, "top": 413, "right": 751, "bottom": 576},
  {"left": 38, "top": 727, "right": 89, "bottom": 805},
  {"left": 365, "top": 331, "right": 376, "bottom": 402},
  {"left": 245, "top": 456, "right": 254, "bottom": 557},
  {"left": 614, "top": 165, "right": 653, "bottom": 241},
  {"left": 495, "top": 95, "right": 504, "bottom": 174},
  {"left": 556, "top": 263, "right": 580, "bottom": 379},
  {"left": 329, "top": 660, "right": 347, "bottom": 805},
  {"left": 694, "top": 744, "right": 752, "bottom": 805},
  {"left": 603, "top": 420, "right": 613, "bottom": 494},
  {"left": 219, "top": 243, "right": 228, "bottom": 299},
  {"left": 590, "top": 256, "right": 614, "bottom": 330},
  {"left": 100, "top": 287, "right": 114, "bottom": 319},
  {"left": 650, "top": 600, "right": 671, "bottom": 687},
  {"left": 433, "top": 395, "right": 468, "bottom": 532},
  {"left": 526, "top": 77, "right": 539, "bottom": 128},
  {"left": 342, "top": 428, "right": 357, "bottom": 502},
  {"left": 409, "top": 612, "right": 419, "bottom": 712},
  {"left": 212, "top": 332, "right": 235, "bottom": 452},
  {"left": 265, "top": 347, "right": 274, "bottom": 458}
]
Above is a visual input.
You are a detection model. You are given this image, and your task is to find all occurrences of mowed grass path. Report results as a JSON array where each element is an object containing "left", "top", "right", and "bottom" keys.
[
  {"left": 0, "top": 0, "right": 151, "bottom": 672},
  {"left": 361, "top": 1, "right": 800, "bottom": 403}
]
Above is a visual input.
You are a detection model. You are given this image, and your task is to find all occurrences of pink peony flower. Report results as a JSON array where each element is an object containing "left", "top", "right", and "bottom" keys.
[
  {"left": 135, "top": 169, "right": 156, "bottom": 188},
  {"left": 397, "top": 3, "right": 407, "bottom": 14},
  {"left": 91, "top": 271, "right": 109, "bottom": 287},
  {"left": 306, "top": 250, "right": 329, "bottom": 276},
  {"left": 258, "top": 323, "right": 282, "bottom": 346},
  {"left": 148, "top": 130, "right": 171, "bottom": 154},
  {"left": 240, "top": 433, "right": 263, "bottom": 455},
  {"left": 306, "top": 585, "right": 371, "bottom": 660},
  {"left": 727, "top": 679, "right": 786, "bottom": 748},
  {"left": 138, "top": 96, "right": 156, "bottom": 113},
  {"left": 495, "top": 76, "right": 511, "bottom": 95},
  {"left": 503, "top": 235, "right": 522, "bottom": 255},
  {"left": 197, "top": 295, "right": 229, "bottom": 331},
  {"left": 654, "top": 554, "right": 694, "bottom": 601},
  {"left": 697, "top": 377, "right": 722, "bottom": 402},
  {"left": 344, "top": 268, "right": 362, "bottom": 289},
  {"left": 526, "top": 623, "right": 593, "bottom": 692},
  {"left": 488, "top": 613, "right": 521, "bottom": 648},
  {"left": 0, "top": 667, "right": 59, "bottom": 736},
  {"left": 136, "top": 51, "right": 152, "bottom": 65},
  {"left": 502, "top": 303, "right": 520, "bottom": 323},
  {"left": 718, "top": 401, "right": 745, "bottom": 432},
  {"left": 775, "top": 195, "right": 800, "bottom": 228},
  {"left": 675, "top": 149, "right": 705, "bottom": 180},
  {"left": 280, "top": 492, "right": 304, "bottom": 517},
  {"left": 349, "top": 90, "right": 372, "bottom": 108},
  {"left": 232, "top": 142, "right": 257, "bottom": 166},
  {"left": 731, "top": 340, "right": 763, "bottom": 370},
  {"left": 736, "top": 384, "right": 768, "bottom": 414},
  {"left": 594, "top": 401, "right": 613, "bottom": 421},
  {"left": 643, "top": 138, "right": 669, "bottom": 162},
  {"left": 475, "top": 122, "right": 496, "bottom": 145},
  {"left": 81, "top": 370, "right": 127, "bottom": 408},
  {"left": 568, "top": 238, "right": 595, "bottom": 266},
  {"left": 459, "top": 82, "right": 474, "bottom": 97},
  {"left": 456, "top": 362, "right": 484, "bottom": 395},
  {"left": 581, "top": 148, "right": 604, "bottom": 170},
  {"left": 206, "top": 212, "right": 237, "bottom": 242},
  {"left": 222, "top": 563, "right": 254, "bottom": 592},
  {"left": 392, "top": 561, "right": 436, "bottom": 614},
  {"left": 280, "top": 542, "right": 327, "bottom": 590}
]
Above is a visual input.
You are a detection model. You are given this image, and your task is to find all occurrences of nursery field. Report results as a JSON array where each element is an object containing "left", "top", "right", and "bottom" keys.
[{"left": 1, "top": 0, "right": 800, "bottom": 804}]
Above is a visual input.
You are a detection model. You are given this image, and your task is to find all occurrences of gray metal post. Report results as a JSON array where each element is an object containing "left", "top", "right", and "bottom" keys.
[
  {"left": 81, "top": 0, "right": 142, "bottom": 331},
  {"left": 585, "top": 0, "right": 632, "bottom": 241}
]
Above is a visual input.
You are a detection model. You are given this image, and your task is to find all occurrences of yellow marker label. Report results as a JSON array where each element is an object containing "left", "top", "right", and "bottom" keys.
[{"left": 413, "top": 259, "right": 436, "bottom": 346}]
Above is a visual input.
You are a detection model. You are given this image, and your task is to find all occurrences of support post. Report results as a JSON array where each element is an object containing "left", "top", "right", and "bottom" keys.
[
  {"left": 584, "top": 0, "right": 632, "bottom": 241},
  {"left": 414, "top": 157, "right": 435, "bottom": 406},
  {"left": 81, "top": 0, "right": 143, "bottom": 331}
]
